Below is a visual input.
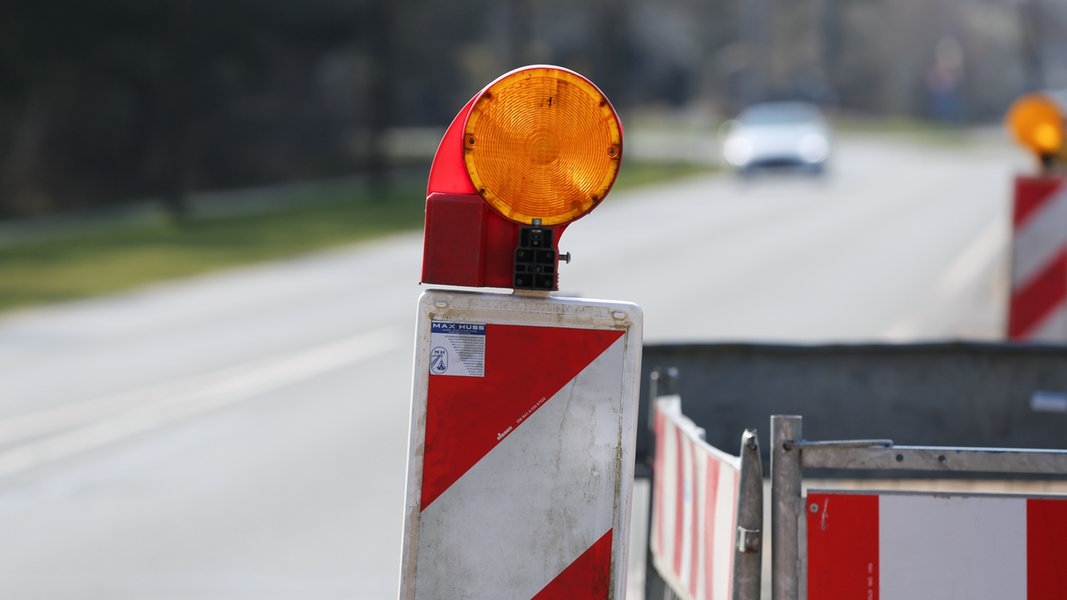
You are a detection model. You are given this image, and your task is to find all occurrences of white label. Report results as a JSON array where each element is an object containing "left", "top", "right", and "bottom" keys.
[{"left": 429, "top": 322, "right": 486, "bottom": 377}]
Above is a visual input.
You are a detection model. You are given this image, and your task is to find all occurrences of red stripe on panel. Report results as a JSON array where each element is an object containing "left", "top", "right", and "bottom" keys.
[
  {"left": 422, "top": 325, "right": 623, "bottom": 509},
  {"left": 806, "top": 493, "right": 879, "bottom": 600},
  {"left": 1013, "top": 178, "right": 1064, "bottom": 229},
  {"left": 673, "top": 426, "right": 686, "bottom": 575},
  {"left": 652, "top": 406, "right": 667, "bottom": 558},
  {"left": 726, "top": 469, "right": 738, "bottom": 600},
  {"left": 533, "top": 529, "right": 613, "bottom": 600},
  {"left": 1027, "top": 497, "right": 1067, "bottom": 600},
  {"left": 1010, "top": 249, "right": 1067, "bottom": 338},
  {"left": 688, "top": 441, "right": 700, "bottom": 596},
  {"left": 703, "top": 455, "right": 722, "bottom": 600}
]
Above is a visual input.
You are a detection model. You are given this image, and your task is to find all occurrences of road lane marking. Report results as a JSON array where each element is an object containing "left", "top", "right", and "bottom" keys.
[
  {"left": 0, "top": 328, "right": 401, "bottom": 479},
  {"left": 884, "top": 219, "right": 1007, "bottom": 340},
  {"left": 936, "top": 219, "right": 1008, "bottom": 302}
]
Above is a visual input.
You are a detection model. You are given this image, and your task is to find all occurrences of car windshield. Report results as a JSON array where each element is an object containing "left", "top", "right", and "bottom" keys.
[{"left": 739, "top": 102, "right": 821, "bottom": 125}]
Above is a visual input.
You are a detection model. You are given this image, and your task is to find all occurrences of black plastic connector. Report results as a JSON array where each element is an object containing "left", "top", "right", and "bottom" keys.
[{"left": 513, "top": 224, "right": 557, "bottom": 290}]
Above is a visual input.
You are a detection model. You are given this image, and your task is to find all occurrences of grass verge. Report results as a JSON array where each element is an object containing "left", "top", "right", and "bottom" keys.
[{"left": 0, "top": 161, "right": 713, "bottom": 314}]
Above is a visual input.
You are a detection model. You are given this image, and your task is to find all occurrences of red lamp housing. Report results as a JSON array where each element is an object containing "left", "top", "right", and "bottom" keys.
[{"left": 421, "top": 65, "right": 623, "bottom": 291}]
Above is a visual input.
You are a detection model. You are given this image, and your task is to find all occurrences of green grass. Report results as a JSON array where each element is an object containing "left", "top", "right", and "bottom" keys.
[
  {"left": 0, "top": 178, "right": 426, "bottom": 313},
  {"left": 831, "top": 115, "right": 983, "bottom": 147},
  {"left": 0, "top": 161, "right": 712, "bottom": 314},
  {"left": 615, "top": 160, "right": 714, "bottom": 188}
]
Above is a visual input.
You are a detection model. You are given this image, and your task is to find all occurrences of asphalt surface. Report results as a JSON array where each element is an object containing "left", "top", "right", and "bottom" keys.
[{"left": 0, "top": 132, "right": 1026, "bottom": 598}]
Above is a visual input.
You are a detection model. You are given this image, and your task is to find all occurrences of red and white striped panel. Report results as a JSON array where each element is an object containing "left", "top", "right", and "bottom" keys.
[
  {"left": 1009, "top": 175, "right": 1067, "bottom": 340},
  {"left": 807, "top": 491, "right": 1067, "bottom": 599},
  {"left": 400, "top": 291, "right": 642, "bottom": 600},
  {"left": 650, "top": 397, "right": 740, "bottom": 600}
]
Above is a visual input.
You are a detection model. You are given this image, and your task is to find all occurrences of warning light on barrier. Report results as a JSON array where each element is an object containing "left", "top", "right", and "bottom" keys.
[
  {"left": 463, "top": 68, "right": 622, "bottom": 226},
  {"left": 1005, "top": 91, "right": 1067, "bottom": 340},
  {"left": 1005, "top": 92, "right": 1066, "bottom": 171},
  {"left": 421, "top": 65, "right": 623, "bottom": 291}
]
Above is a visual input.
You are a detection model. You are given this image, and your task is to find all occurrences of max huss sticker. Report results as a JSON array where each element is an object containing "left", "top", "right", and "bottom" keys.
[{"left": 429, "top": 322, "right": 486, "bottom": 377}]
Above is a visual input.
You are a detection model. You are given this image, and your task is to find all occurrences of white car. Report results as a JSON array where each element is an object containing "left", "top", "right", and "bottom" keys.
[{"left": 721, "top": 101, "right": 832, "bottom": 175}]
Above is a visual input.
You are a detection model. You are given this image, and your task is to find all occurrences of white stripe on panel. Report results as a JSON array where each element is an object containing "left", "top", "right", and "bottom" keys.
[
  {"left": 1014, "top": 183, "right": 1067, "bottom": 287},
  {"left": 879, "top": 494, "right": 1027, "bottom": 600}
]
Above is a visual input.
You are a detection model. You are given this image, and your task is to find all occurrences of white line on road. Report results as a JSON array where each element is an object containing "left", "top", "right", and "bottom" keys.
[
  {"left": 884, "top": 218, "right": 1007, "bottom": 340},
  {"left": 0, "top": 328, "right": 402, "bottom": 479},
  {"left": 935, "top": 218, "right": 1008, "bottom": 302}
]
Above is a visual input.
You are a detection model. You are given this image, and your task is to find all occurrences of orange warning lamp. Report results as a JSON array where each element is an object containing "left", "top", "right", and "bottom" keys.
[
  {"left": 1005, "top": 92, "right": 1066, "bottom": 170},
  {"left": 421, "top": 65, "right": 623, "bottom": 291}
]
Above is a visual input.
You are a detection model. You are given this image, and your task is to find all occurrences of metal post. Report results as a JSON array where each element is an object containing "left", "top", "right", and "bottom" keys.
[
  {"left": 733, "top": 429, "right": 764, "bottom": 600},
  {"left": 644, "top": 367, "right": 677, "bottom": 600},
  {"left": 771, "top": 415, "right": 803, "bottom": 600},
  {"left": 648, "top": 367, "right": 678, "bottom": 427}
]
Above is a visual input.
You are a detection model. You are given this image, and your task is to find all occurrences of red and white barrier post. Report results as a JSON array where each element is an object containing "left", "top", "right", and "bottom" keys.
[
  {"left": 1008, "top": 175, "right": 1067, "bottom": 340},
  {"left": 399, "top": 66, "right": 640, "bottom": 599},
  {"left": 1005, "top": 92, "right": 1067, "bottom": 341}
]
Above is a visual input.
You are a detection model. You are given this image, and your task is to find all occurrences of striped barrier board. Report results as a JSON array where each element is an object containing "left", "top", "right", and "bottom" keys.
[
  {"left": 399, "top": 289, "right": 642, "bottom": 599},
  {"left": 1009, "top": 175, "right": 1067, "bottom": 340},
  {"left": 650, "top": 396, "right": 740, "bottom": 600},
  {"left": 807, "top": 491, "right": 1067, "bottom": 599}
]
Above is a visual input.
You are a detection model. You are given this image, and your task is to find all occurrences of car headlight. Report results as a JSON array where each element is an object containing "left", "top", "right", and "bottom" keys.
[
  {"left": 723, "top": 136, "right": 753, "bottom": 167},
  {"left": 798, "top": 133, "right": 830, "bottom": 164}
]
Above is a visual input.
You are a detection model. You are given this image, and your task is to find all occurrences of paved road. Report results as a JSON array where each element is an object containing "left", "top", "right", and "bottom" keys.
[
  {"left": 0, "top": 133, "right": 1025, "bottom": 598},
  {"left": 566, "top": 132, "right": 1022, "bottom": 342}
]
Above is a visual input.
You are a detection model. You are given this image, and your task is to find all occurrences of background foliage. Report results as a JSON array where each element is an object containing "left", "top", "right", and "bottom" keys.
[{"left": 1, "top": 0, "right": 1063, "bottom": 219}]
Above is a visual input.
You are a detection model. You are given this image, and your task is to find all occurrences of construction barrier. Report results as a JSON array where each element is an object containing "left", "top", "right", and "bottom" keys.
[
  {"left": 771, "top": 414, "right": 1067, "bottom": 600},
  {"left": 807, "top": 491, "right": 1067, "bottom": 599},
  {"left": 400, "top": 290, "right": 642, "bottom": 599},
  {"left": 640, "top": 366, "right": 1067, "bottom": 600},
  {"left": 648, "top": 395, "right": 763, "bottom": 600},
  {"left": 1009, "top": 174, "right": 1067, "bottom": 340}
]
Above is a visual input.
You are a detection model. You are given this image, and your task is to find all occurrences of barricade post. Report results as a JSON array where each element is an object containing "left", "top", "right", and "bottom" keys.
[
  {"left": 1005, "top": 91, "right": 1067, "bottom": 340},
  {"left": 399, "top": 65, "right": 642, "bottom": 599},
  {"left": 1008, "top": 175, "right": 1067, "bottom": 340},
  {"left": 731, "top": 429, "right": 763, "bottom": 600},
  {"left": 770, "top": 416, "right": 802, "bottom": 600},
  {"left": 644, "top": 367, "right": 678, "bottom": 600}
]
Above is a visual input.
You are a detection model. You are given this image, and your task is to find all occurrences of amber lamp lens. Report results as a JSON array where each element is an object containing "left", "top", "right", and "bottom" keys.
[
  {"left": 1006, "top": 94, "right": 1064, "bottom": 156},
  {"left": 463, "top": 66, "right": 622, "bottom": 226}
]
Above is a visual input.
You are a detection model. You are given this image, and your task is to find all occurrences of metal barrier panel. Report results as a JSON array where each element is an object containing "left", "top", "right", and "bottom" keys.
[
  {"left": 637, "top": 343, "right": 1067, "bottom": 468},
  {"left": 771, "top": 414, "right": 1067, "bottom": 600},
  {"left": 649, "top": 396, "right": 745, "bottom": 600},
  {"left": 806, "top": 491, "right": 1067, "bottom": 600}
]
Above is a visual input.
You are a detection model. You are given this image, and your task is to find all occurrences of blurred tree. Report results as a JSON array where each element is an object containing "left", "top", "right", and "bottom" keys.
[
  {"left": 0, "top": 0, "right": 373, "bottom": 218},
  {"left": 365, "top": 2, "right": 393, "bottom": 199},
  {"left": 1018, "top": 0, "right": 1046, "bottom": 91},
  {"left": 0, "top": 0, "right": 1061, "bottom": 220}
]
